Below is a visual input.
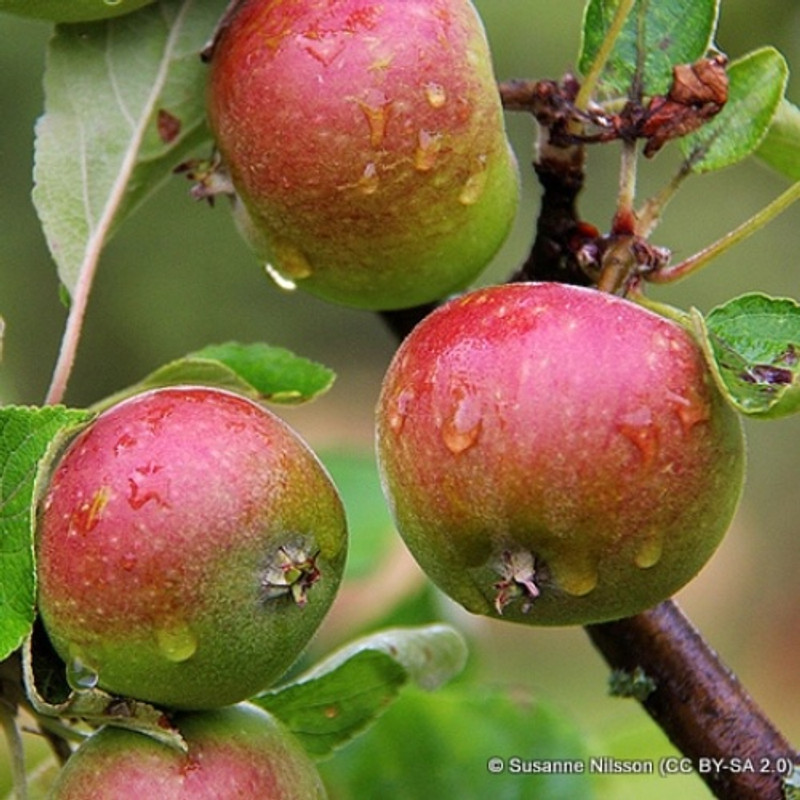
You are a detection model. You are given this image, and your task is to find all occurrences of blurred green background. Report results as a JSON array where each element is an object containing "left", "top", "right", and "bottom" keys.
[{"left": 1, "top": 1, "right": 799, "bottom": 797}]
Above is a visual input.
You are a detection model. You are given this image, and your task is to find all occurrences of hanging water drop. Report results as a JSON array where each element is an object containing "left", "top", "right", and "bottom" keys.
[
  {"left": 67, "top": 651, "right": 99, "bottom": 691},
  {"left": 459, "top": 155, "right": 488, "bottom": 205},
  {"left": 272, "top": 241, "right": 314, "bottom": 280},
  {"left": 634, "top": 531, "right": 665, "bottom": 569},
  {"left": 414, "top": 130, "right": 443, "bottom": 172},
  {"left": 441, "top": 385, "right": 482, "bottom": 454},
  {"left": 264, "top": 263, "right": 297, "bottom": 292},
  {"left": 553, "top": 558, "right": 599, "bottom": 597},
  {"left": 424, "top": 82, "right": 447, "bottom": 108},
  {"left": 156, "top": 622, "right": 198, "bottom": 663},
  {"left": 358, "top": 89, "right": 392, "bottom": 148},
  {"left": 358, "top": 162, "right": 380, "bottom": 195},
  {"left": 388, "top": 387, "right": 415, "bottom": 434},
  {"left": 617, "top": 408, "right": 659, "bottom": 467}
]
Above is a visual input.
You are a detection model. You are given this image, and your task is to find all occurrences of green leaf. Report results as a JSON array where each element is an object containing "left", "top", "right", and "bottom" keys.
[
  {"left": 756, "top": 99, "right": 800, "bottom": 181},
  {"left": 0, "top": 0, "right": 155, "bottom": 23},
  {"left": 0, "top": 406, "right": 91, "bottom": 661},
  {"left": 579, "top": 0, "right": 719, "bottom": 100},
  {"left": 691, "top": 294, "right": 800, "bottom": 418},
  {"left": 682, "top": 47, "right": 788, "bottom": 173},
  {"left": 319, "top": 684, "right": 594, "bottom": 800},
  {"left": 254, "top": 624, "right": 468, "bottom": 759},
  {"left": 33, "top": 0, "right": 226, "bottom": 297},
  {"left": 189, "top": 343, "right": 336, "bottom": 403},
  {"left": 92, "top": 342, "right": 336, "bottom": 411}
]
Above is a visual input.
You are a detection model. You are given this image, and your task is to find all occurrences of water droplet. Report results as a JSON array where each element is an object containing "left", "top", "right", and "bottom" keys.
[
  {"left": 358, "top": 162, "right": 380, "bottom": 195},
  {"left": 69, "top": 487, "right": 111, "bottom": 535},
  {"left": 634, "top": 531, "right": 665, "bottom": 569},
  {"left": 554, "top": 560, "right": 599, "bottom": 597},
  {"left": 617, "top": 408, "right": 659, "bottom": 467},
  {"left": 264, "top": 263, "right": 297, "bottom": 292},
  {"left": 272, "top": 240, "right": 313, "bottom": 280},
  {"left": 387, "top": 387, "right": 415, "bottom": 434},
  {"left": 358, "top": 90, "right": 392, "bottom": 148},
  {"left": 156, "top": 622, "right": 198, "bottom": 663},
  {"left": 424, "top": 82, "right": 447, "bottom": 108},
  {"left": 114, "top": 433, "right": 137, "bottom": 456},
  {"left": 67, "top": 651, "right": 99, "bottom": 691},
  {"left": 103, "top": 0, "right": 123, "bottom": 6},
  {"left": 298, "top": 33, "right": 346, "bottom": 67},
  {"left": 414, "top": 130, "right": 443, "bottom": 172},
  {"left": 120, "top": 552, "right": 138, "bottom": 571},
  {"left": 459, "top": 155, "right": 488, "bottom": 205},
  {"left": 667, "top": 387, "right": 711, "bottom": 434},
  {"left": 127, "top": 462, "right": 170, "bottom": 510},
  {"left": 441, "top": 385, "right": 482, "bottom": 454}
]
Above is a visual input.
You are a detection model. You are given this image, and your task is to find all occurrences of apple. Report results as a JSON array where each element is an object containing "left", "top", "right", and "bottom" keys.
[
  {"left": 205, "top": 0, "right": 519, "bottom": 310},
  {"left": 376, "top": 282, "right": 746, "bottom": 625},
  {"left": 36, "top": 386, "right": 347, "bottom": 709},
  {"left": 49, "top": 703, "right": 327, "bottom": 799},
  {"left": 0, "top": 0, "right": 155, "bottom": 22}
]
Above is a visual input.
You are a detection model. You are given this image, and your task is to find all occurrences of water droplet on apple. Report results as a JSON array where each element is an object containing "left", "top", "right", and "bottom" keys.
[
  {"left": 114, "top": 433, "right": 137, "bottom": 456},
  {"left": 617, "top": 408, "right": 659, "bottom": 467},
  {"left": 667, "top": 387, "right": 711, "bottom": 434},
  {"left": 414, "top": 130, "right": 443, "bottom": 172},
  {"left": 156, "top": 622, "right": 198, "bottom": 663},
  {"left": 388, "top": 387, "right": 415, "bottom": 434},
  {"left": 554, "top": 559, "right": 599, "bottom": 596},
  {"left": 424, "top": 82, "right": 447, "bottom": 108},
  {"left": 272, "top": 241, "right": 313, "bottom": 280},
  {"left": 67, "top": 650, "right": 99, "bottom": 691},
  {"left": 298, "top": 33, "right": 346, "bottom": 67},
  {"left": 120, "top": 551, "right": 138, "bottom": 571},
  {"left": 459, "top": 155, "right": 488, "bottom": 205},
  {"left": 634, "top": 531, "right": 665, "bottom": 569},
  {"left": 358, "top": 162, "right": 380, "bottom": 195},
  {"left": 103, "top": 0, "right": 123, "bottom": 6},
  {"left": 264, "top": 262, "right": 297, "bottom": 292},
  {"left": 441, "top": 386, "right": 482, "bottom": 454},
  {"left": 358, "top": 90, "right": 392, "bottom": 148}
]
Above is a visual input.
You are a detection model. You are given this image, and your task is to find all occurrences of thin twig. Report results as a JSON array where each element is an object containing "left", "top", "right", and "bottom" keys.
[
  {"left": 0, "top": 701, "right": 28, "bottom": 800},
  {"left": 648, "top": 180, "right": 800, "bottom": 284}
]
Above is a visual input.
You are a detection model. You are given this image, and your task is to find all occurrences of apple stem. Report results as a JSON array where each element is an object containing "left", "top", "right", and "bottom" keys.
[
  {"left": 636, "top": 161, "right": 693, "bottom": 237},
  {"left": 612, "top": 138, "right": 639, "bottom": 236},
  {"left": 0, "top": 699, "right": 28, "bottom": 800},
  {"left": 648, "top": 179, "right": 800, "bottom": 284},
  {"left": 587, "top": 600, "right": 798, "bottom": 799}
]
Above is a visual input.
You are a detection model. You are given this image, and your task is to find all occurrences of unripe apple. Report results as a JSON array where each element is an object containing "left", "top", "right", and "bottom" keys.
[
  {"left": 376, "top": 283, "right": 746, "bottom": 626},
  {"left": 36, "top": 387, "right": 347, "bottom": 709},
  {"left": 206, "top": 0, "right": 519, "bottom": 310},
  {"left": 49, "top": 703, "right": 327, "bottom": 799},
  {"left": 0, "top": 0, "right": 155, "bottom": 22}
]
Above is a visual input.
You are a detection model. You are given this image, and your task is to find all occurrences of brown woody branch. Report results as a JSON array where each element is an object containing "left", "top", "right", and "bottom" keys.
[{"left": 588, "top": 601, "right": 798, "bottom": 799}]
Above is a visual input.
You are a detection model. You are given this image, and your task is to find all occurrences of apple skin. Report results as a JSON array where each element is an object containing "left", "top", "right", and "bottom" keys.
[
  {"left": 206, "top": 0, "right": 519, "bottom": 310},
  {"left": 0, "top": 0, "right": 155, "bottom": 22},
  {"left": 376, "top": 283, "right": 746, "bottom": 626},
  {"left": 36, "top": 387, "right": 347, "bottom": 709},
  {"left": 49, "top": 703, "right": 327, "bottom": 799}
]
